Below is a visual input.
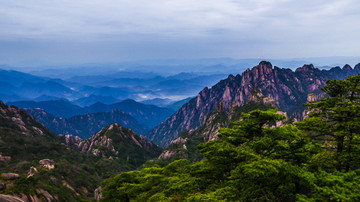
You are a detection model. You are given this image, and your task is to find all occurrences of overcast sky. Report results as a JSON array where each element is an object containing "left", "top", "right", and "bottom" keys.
[{"left": 0, "top": 0, "right": 359, "bottom": 66}]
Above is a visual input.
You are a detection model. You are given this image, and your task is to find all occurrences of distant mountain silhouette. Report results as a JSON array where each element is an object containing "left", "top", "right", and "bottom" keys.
[
  {"left": 26, "top": 108, "right": 149, "bottom": 138},
  {"left": 9, "top": 99, "right": 174, "bottom": 128}
]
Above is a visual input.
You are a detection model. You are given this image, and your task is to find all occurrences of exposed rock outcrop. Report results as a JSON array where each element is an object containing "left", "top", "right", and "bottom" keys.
[
  {"left": 302, "top": 93, "right": 319, "bottom": 120},
  {"left": 63, "top": 134, "right": 82, "bottom": 148},
  {"left": 27, "top": 166, "right": 38, "bottom": 178},
  {"left": 94, "top": 186, "right": 103, "bottom": 201},
  {"left": 247, "top": 88, "right": 279, "bottom": 108}
]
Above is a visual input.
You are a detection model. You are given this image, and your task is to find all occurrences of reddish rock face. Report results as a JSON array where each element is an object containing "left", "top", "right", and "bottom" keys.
[{"left": 146, "top": 61, "right": 360, "bottom": 147}]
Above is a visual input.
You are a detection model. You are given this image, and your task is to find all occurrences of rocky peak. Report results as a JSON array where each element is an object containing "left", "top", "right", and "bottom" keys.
[
  {"left": 354, "top": 63, "right": 360, "bottom": 71},
  {"left": 227, "top": 74, "right": 235, "bottom": 80},
  {"left": 342, "top": 64, "right": 352, "bottom": 71},
  {"left": 243, "top": 61, "right": 274, "bottom": 83},
  {"left": 295, "top": 64, "right": 317, "bottom": 73},
  {"left": 76, "top": 123, "right": 162, "bottom": 164},
  {"left": 258, "top": 61, "right": 273, "bottom": 68}
]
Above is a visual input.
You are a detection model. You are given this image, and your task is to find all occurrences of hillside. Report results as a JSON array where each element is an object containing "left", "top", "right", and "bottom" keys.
[{"left": 0, "top": 100, "right": 162, "bottom": 201}]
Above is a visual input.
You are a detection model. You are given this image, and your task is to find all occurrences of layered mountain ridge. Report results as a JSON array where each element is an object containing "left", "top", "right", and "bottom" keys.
[
  {"left": 9, "top": 99, "right": 173, "bottom": 129},
  {"left": 26, "top": 108, "right": 148, "bottom": 139},
  {"left": 147, "top": 61, "right": 360, "bottom": 146}
]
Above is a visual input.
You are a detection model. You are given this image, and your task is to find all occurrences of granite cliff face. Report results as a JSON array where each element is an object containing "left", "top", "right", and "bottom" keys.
[
  {"left": 147, "top": 61, "right": 360, "bottom": 146},
  {"left": 146, "top": 75, "right": 242, "bottom": 146},
  {"left": 157, "top": 90, "right": 281, "bottom": 162}
]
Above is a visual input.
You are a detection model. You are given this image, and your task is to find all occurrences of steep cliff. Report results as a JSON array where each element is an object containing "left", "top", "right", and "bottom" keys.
[
  {"left": 147, "top": 74, "right": 242, "bottom": 146},
  {"left": 156, "top": 89, "right": 282, "bottom": 163}
]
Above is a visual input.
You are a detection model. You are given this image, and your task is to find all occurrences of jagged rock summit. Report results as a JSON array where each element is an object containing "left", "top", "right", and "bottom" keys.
[{"left": 73, "top": 123, "right": 162, "bottom": 166}]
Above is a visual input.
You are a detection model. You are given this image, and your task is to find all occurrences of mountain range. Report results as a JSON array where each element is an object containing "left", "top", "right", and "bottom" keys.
[
  {"left": 9, "top": 99, "right": 174, "bottom": 129},
  {"left": 1, "top": 59, "right": 360, "bottom": 201},
  {"left": 146, "top": 61, "right": 360, "bottom": 146},
  {"left": 0, "top": 67, "right": 227, "bottom": 106},
  {"left": 25, "top": 108, "right": 149, "bottom": 139}
]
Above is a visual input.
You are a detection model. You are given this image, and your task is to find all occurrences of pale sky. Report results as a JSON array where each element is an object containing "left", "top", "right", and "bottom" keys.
[{"left": 0, "top": 0, "right": 359, "bottom": 66}]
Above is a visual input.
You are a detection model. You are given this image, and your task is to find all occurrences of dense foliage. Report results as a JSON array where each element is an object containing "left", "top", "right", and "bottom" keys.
[
  {"left": 0, "top": 120, "right": 131, "bottom": 201},
  {"left": 102, "top": 74, "right": 360, "bottom": 201}
]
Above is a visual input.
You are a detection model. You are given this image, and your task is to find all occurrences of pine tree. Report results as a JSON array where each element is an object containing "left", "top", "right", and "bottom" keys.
[{"left": 297, "top": 74, "right": 360, "bottom": 171}]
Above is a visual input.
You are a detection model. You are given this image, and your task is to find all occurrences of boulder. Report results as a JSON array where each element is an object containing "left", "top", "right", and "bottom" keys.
[
  {"left": 39, "top": 159, "right": 55, "bottom": 170},
  {"left": 0, "top": 194, "right": 24, "bottom": 202},
  {"left": 1, "top": 173, "right": 19, "bottom": 180},
  {"left": 0, "top": 154, "right": 11, "bottom": 163},
  {"left": 35, "top": 189, "right": 55, "bottom": 202}
]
